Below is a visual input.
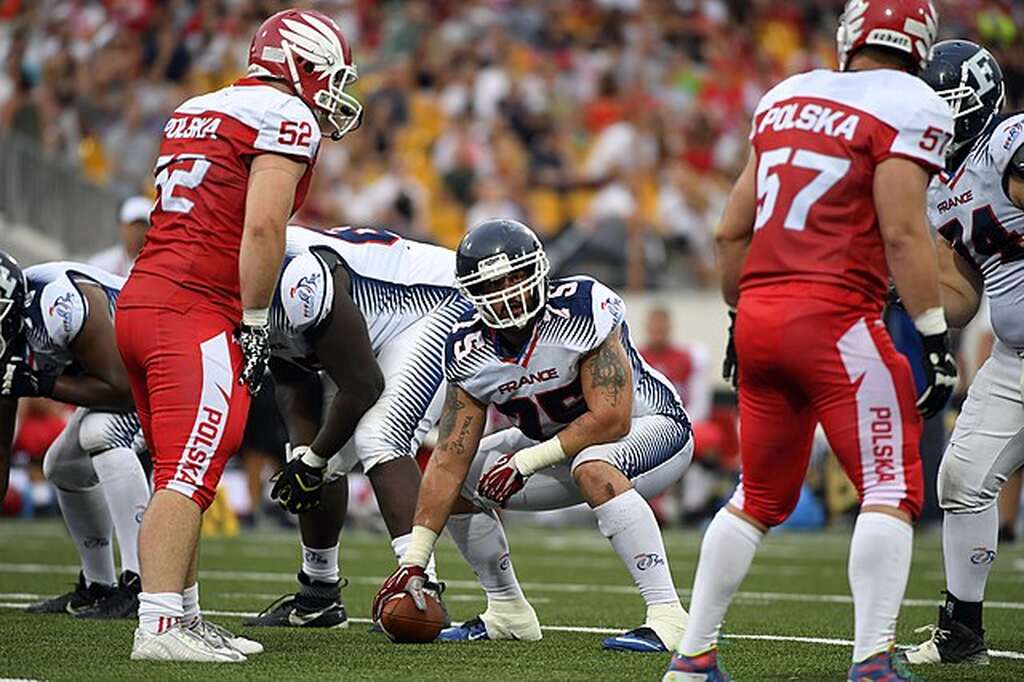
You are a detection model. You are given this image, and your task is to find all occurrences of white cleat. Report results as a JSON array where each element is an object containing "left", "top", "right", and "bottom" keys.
[
  {"left": 188, "top": 618, "right": 265, "bottom": 655},
  {"left": 479, "top": 597, "right": 543, "bottom": 641},
  {"left": 130, "top": 625, "right": 247, "bottom": 662}
]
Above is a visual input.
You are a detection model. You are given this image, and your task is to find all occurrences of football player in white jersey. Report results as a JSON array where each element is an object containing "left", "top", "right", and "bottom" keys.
[
  {"left": 903, "top": 40, "right": 1021, "bottom": 667},
  {"left": 245, "top": 225, "right": 470, "bottom": 628},
  {"left": 373, "top": 219, "right": 694, "bottom": 652},
  {"left": 0, "top": 255, "right": 150, "bottom": 618}
]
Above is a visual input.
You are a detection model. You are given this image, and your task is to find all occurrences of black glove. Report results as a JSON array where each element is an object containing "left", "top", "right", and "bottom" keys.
[
  {"left": 722, "top": 309, "right": 738, "bottom": 390},
  {"left": 917, "top": 332, "right": 958, "bottom": 419},
  {"left": 0, "top": 356, "right": 56, "bottom": 399},
  {"left": 270, "top": 446, "right": 327, "bottom": 513},
  {"left": 236, "top": 320, "right": 270, "bottom": 396}
]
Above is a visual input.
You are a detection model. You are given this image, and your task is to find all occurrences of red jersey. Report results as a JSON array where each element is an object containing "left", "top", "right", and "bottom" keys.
[
  {"left": 124, "top": 79, "right": 321, "bottom": 313},
  {"left": 740, "top": 69, "right": 952, "bottom": 307}
]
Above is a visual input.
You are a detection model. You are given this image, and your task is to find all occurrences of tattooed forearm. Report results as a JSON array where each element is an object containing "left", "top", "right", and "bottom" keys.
[
  {"left": 436, "top": 384, "right": 466, "bottom": 443},
  {"left": 589, "top": 331, "right": 628, "bottom": 406}
]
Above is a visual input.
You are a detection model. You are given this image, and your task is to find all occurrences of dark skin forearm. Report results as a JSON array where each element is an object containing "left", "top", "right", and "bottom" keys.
[
  {"left": 414, "top": 384, "right": 486, "bottom": 534},
  {"left": 0, "top": 398, "right": 15, "bottom": 501},
  {"left": 58, "top": 283, "right": 134, "bottom": 411},
  {"left": 308, "top": 269, "right": 384, "bottom": 457},
  {"left": 271, "top": 359, "right": 323, "bottom": 446}
]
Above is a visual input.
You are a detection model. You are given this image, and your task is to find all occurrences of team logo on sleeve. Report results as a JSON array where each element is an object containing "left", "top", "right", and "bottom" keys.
[
  {"left": 1003, "top": 120, "right": 1023, "bottom": 151},
  {"left": 289, "top": 272, "right": 322, "bottom": 318},
  {"left": 47, "top": 293, "right": 75, "bottom": 334}
]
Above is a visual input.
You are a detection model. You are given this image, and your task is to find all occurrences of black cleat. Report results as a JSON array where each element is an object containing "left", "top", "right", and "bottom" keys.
[
  {"left": 75, "top": 570, "right": 141, "bottom": 619},
  {"left": 25, "top": 572, "right": 116, "bottom": 615},
  {"left": 244, "top": 572, "right": 348, "bottom": 628},
  {"left": 901, "top": 605, "right": 989, "bottom": 665}
]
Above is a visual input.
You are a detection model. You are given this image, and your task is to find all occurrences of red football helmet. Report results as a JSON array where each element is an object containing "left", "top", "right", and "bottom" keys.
[
  {"left": 248, "top": 9, "right": 362, "bottom": 140},
  {"left": 836, "top": 0, "right": 939, "bottom": 72}
]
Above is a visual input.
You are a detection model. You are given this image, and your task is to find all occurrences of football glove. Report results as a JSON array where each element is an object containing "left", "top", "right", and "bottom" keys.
[
  {"left": 916, "top": 331, "right": 958, "bottom": 419},
  {"left": 270, "top": 446, "right": 327, "bottom": 513},
  {"left": 722, "top": 308, "right": 738, "bottom": 390},
  {"left": 236, "top": 317, "right": 270, "bottom": 396},
  {"left": 0, "top": 356, "right": 56, "bottom": 399},
  {"left": 476, "top": 452, "right": 526, "bottom": 508},
  {"left": 373, "top": 565, "right": 428, "bottom": 622}
]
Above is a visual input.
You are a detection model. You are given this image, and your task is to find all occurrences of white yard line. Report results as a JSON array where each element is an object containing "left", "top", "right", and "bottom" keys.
[
  {"left": 1, "top": 601, "right": 1021, "bottom": 661},
  {"left": 2, "top": 562, "right": 1023, "bottom": 612}
]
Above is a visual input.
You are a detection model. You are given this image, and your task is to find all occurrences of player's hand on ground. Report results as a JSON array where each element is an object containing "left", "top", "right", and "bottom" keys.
[
  {"left": 916, "top": 332, "right": 957, "bottom": 419},
  {"left": 269, "top": 446, "right": 326, "bottom": 513},
  {"left": 235, "top": 321, "right": 270, "bottom": 396},
  {"left": 722, "top": 308, "right": 738, "bottom": 390},
  {"left": 0, "top": 356, "right": 55, "bottom": 399},
  {"left": 476, "top": 452, "right": 526, "bottom": 508},
  {"left": 373, "top": 564, "right": 428, "bottom": 621}
]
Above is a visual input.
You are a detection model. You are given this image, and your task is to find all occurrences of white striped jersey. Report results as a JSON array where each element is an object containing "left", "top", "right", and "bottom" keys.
[
  {"left": 930, "top": 112, "right": 1024, "bottom": 349},
  {"left": 270, "top": 225, "right": 468, "bottom": 368},
  {"left": 444, "top": 276, "right": 689, "bottom": 441},
  {"left": 23, "top": 262, "right": 124, "bottom": 375}
]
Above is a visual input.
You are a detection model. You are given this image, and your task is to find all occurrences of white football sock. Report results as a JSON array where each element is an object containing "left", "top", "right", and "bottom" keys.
[
  {"left": 849, "top": 511, "right": 913, "bottom": 663},
  {"left": 139, "top": 591, "right": 183, "bottom": 634},
  {"left": 447, "top": 511, "right": 525, "bottom": 602},
  {"left": 594, "top": 488, "right": 681, "bottom": 608},
  {"left": 181, "top": 583, "right": 200, "bottom": 627},
  {"left": 678, "top": 507, "right": 763, "bottom": 655},
  {"left": 56, "top": 485, "right": 116, "bottom": 587},
  {"left": 91, "top": 447, "right": 149, "bottom": 575},
  {"left": 302, "top": 543, "right": 340, "bottom": 583},
  {"left": 392, "top": 533, "right": 438, "bottom": 584},
  {"left": 943, "top": 507, "right": 998, "bottom": 602}
]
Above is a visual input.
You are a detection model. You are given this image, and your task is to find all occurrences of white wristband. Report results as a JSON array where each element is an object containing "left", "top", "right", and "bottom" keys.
[
  {"left": 514, "top": 437, "right": 567, "bottom": 477},
  {"left": 242, "top": 307, "right": 270, "bottom": 327},
  {"left": 293, "top": 445, "right": 327, "bottom": 469},
  {"left": 913, "top": 307, "right": 947, "bottom": 336},
  {"left": 400, "top": 525, "right": 438, "bottom": 569}
]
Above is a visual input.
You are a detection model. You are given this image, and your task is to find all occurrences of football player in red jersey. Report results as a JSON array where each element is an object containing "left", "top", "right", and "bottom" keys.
[
  {"left": 115, "top": 9, "right": 361, "bottom": 662},
  {"left": 664, "top": 2, "right": 956, "bottom": 680}
]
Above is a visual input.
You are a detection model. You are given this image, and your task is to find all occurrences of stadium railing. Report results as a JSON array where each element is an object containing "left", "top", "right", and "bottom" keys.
[{"left": 0, "top": 132, "right": 121, "bottom": 259}]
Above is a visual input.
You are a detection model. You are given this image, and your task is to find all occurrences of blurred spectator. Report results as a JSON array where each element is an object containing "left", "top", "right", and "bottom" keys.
[
  {"left": 12, "top": 398, "right": 69, "bottom": 515},
  {"left": 88, "top": 195, "right": 151, "bottom": 277},
  {"left": 641, "top": 307, "right": 709, "bottom": 421}
]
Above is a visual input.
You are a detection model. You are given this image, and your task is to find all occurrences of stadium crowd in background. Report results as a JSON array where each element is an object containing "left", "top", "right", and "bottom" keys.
[{"left": 1, "top": 0, "right": 1020, "bottom": 292}]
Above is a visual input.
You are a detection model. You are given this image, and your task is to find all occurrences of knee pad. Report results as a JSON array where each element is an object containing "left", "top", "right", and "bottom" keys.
[
  {"left": 353, "top": 423, "right": 407, "bottom": 474},
  {"left": 938, "top": 450, "right": 998, "bottom": 514},
  {"left": 729, "top": 486, "right": 798, "bottom": 528},
  {"left": 78, "top": 411, "right": 139, "bottom": 455},
  {"left": 42, "top": 439, "right": 97, "bottom": 491}
]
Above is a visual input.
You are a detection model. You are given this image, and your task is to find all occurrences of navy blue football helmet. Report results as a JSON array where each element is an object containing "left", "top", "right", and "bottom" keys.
[
  {"left": 455, "top": 219, "right": 550, "bottom": 329},
  {"left": 921, "top": 40, "right": 1005, "bottom": 157},
  {"left": 0, "top": 251, "right": 27, "bottom": 360}
]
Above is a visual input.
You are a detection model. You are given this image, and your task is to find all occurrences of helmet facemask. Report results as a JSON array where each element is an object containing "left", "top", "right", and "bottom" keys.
[
  {"left": 935, "top": 77, "right": 1005, "bottom": 158},
  {"left": 278, "top": 14, "right": 363, "bottom": 141},
  {"left": 0, "top": 294, "right": 22, "bottom": 360},
  {"left": 457, "top": 250, "right": 550, "bottom": 330}
]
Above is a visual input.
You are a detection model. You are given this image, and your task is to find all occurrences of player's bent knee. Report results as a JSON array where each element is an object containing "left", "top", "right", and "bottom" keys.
[
  {"left": 42, "top": 445, "right": 96, "bottom": 491},
  {"left": 937, "top": 455, "right": 996, "bottom": 514},
  {"left": 79, "top": 411, "right": 137, "bottom": 455},
  {"left": 572, "top": 461, "right": 629, "bottom": 506}
]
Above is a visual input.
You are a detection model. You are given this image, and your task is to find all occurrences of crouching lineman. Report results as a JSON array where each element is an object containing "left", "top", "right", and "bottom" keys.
[
  {"left": 903, "top": 40, "right": 1020, "bottom": 667},
  {"left": 0, "top": 256, "right": 150, "bottom": 618},
  {"left": 373, "top": 219, "right": 693, "bottom": 652},
  {"left": 245, "top": 224, "right": 470, "bottom": 627}
]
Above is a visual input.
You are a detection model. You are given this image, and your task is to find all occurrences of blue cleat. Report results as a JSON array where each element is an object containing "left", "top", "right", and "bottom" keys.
[
  {"left": 848, "top": 649, "right": 921, "bottom": 681},
  {"left": 437, "top": 616, "right": 491, "bottom": 642},
  {"left": 662, "top": 647, "right": 730, "bottom": 681},
  {"left": 602, "top": 626, "right": 667, "bottom": 653}
]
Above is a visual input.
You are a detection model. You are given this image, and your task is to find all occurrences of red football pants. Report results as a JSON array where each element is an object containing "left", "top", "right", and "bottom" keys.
[
  {"left": 731, "top": 285, "right": 924, "bottom": 526},
  {"left": 116, "top": 303, "right": 250, "bottom": 510}
]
